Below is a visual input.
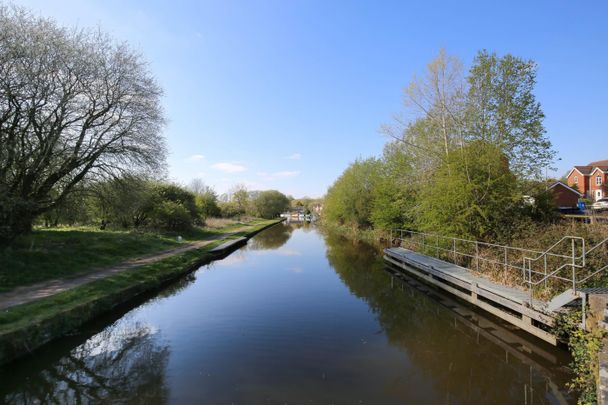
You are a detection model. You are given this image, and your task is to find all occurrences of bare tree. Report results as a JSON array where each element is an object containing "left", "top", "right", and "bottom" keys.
[
  {"left": 0, "top": 6, "right": 166, "bottom": 242},
  {"left": 382, "top": 49, "right": 466, "bottom": 173}
]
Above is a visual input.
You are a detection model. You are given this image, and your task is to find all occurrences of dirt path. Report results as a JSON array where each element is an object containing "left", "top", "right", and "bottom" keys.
[{"left": 0, "top": 227, "right": 252, "bottom": 311}]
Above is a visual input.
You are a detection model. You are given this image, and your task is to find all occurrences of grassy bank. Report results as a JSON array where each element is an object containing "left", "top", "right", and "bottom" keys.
[
  {"left": 0, "top": 219, "right": 258, "bottom": 292},
  {"left": 0, "top": 219, "right": 281, "bottom": 366}
]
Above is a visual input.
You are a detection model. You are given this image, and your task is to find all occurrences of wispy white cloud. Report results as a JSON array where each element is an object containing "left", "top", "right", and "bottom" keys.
[
  {"left": 211, "top": 162, "right": 247, "bottom": 173},
  {"left": 188, "top": 154, "right": 206, "bottom": 161},
  {"left": 285, "top": 153, "right": 301, "bottom": 160}
]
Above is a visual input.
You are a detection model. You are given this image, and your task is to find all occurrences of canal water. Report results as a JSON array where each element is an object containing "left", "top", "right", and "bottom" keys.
[{"left": 0, "top": 223, "right": 575, "bottom": 404}]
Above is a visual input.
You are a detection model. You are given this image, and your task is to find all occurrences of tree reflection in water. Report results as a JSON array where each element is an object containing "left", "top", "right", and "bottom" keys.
[
  {"left": 247, "top": 223, "right": 295, "bottom": 250},
  {"left": 2, "top": 321, "right": 170, "bottom": 404},
  {"left": 322, "top": 230, "right": 574, "bottom": 404}
]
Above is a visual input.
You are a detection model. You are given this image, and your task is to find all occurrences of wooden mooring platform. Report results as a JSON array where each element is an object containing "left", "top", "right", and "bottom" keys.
[{"left": 384, "top": 247, "right": 558, "bottom": 344}]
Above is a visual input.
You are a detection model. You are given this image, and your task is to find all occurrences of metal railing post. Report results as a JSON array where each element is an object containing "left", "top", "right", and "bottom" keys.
[
  {"left": 572, "top": 238, "right": 576, "bottom": 292},
  {"left": 453, "top": 238, "right": 456, "bottom": 262},
  {"left": 528, "top": 258, "right": 533, "bottom": 302},
  {"left": 436, "top": 235, "right": 439, "bottom": 257},
  {"left": 543, "top": 254, "right": 547, "bottom": 289},
  {"left": 504, "top": 246, "right": 508, "bottom": 278}
]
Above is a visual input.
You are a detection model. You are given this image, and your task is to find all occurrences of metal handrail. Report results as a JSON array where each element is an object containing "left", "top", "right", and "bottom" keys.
[
  {"left": 523, "top": 236, "right": 585, "bottom": 266},
  {"left": 585, "top": 237, "right": 608, "bottom": 256},
  {"left": 526, "top": 263, "right": 572, "bottom": 287},
  {"left": 578, "top": 264, "right": 608, "bottom": 285}
]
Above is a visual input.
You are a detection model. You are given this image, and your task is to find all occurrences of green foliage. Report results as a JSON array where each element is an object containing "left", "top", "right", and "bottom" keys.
[
  {"left": 218, "top": 202, "right": 243, "bottom": 218},
  {"left": 416, "top": 141, "right": 520, "bottom": 240},
  {"left": 556, "top": 310, "right": 605, "bottom": 404},
  {"left": 195, "top": 191, "right": 220, "bottom": 219},
  {"left": 252, "top": 190, "right": 290, "bottom": 219},
  {"left": 93, "top": 175, "right": 156, "bottom": 228},
  {"left": 231, "top": 185, "right": 250, "bottom": 216},
  {"left": 324, "top": 158, "right": 380, "bottom": 229},
  {"left": 150, "top": 200, "right": 193, "bottom": 232},
  {"left": 370, "top": 143, "right": 416, "bottom": 230},
  {"left": 466, "top": 50, "right": 554, "bottom": 178},
  {"left": 90, "top": 178, "right": 201, "bottom": 231},
  {"left": 154, "top": 184, "right": 199, "bottom": 222},
  {"left": 40, "top": 190, "right": 94, "bottom": 227},
  {"left": 519, "top": 181, "right": 560, "bottom": 224}
]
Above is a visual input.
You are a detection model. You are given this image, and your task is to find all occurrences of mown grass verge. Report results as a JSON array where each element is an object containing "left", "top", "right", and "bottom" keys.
[
  {"left": 0, "top": 219, "right": 280, "bottom": 366},
  {"left": 0, "top": 220, "right": 265, "bottom": 292}
]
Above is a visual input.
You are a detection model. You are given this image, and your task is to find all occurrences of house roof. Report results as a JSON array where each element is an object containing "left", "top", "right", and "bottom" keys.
[
  {"left": 573, "top": 166, "right": 594, "bottom": 175},
  {"left": 548, "top": 181, "right": 583, "bottom": 197},
  {"left": 590, "top": 166, "right": 608, "bottom": 175},
  {"left": 588, "top": 159, "right": 608, "bottom": 167}
]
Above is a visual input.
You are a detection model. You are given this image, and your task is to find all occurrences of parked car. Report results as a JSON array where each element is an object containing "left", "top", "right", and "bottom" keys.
[{"left": 592, "top": 198, "right": 608, "bottom": 211}]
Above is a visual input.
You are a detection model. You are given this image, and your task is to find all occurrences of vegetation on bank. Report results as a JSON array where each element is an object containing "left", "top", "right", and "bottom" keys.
[
  {"left": 0, "top": 219, "right": 280, "bottom": 366},
  {"left": 556, "top": 310, "right": 606, "bottom": 405}
]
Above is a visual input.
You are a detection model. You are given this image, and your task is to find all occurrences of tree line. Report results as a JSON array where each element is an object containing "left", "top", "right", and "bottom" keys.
[
  {"left": 323, "top": 49, "right": 558, "bottom": 242},
  {"left": 39, "top": 176, "right": 290, "bottom": 232}
]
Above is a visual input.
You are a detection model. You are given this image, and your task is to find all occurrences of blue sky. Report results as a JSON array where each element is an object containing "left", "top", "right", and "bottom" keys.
[{"left": 17, "top": 0, "right": 608, "bottom": 197}]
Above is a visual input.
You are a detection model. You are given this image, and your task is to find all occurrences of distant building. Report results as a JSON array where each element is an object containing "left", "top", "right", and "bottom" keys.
[
  {"left": 311, "top": 203, "right": 323, "bottom": 214},
  {"left": 566, "top": 160, "right": 608, "bottom": 201},
  {"left": 548, "top": 181, "right": 582, "bottom": 210}
]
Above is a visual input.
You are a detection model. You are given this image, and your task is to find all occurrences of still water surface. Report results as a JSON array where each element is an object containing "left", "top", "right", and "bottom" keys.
[{"left": 0, "top": 224, "right": 574, "bottom": 403}]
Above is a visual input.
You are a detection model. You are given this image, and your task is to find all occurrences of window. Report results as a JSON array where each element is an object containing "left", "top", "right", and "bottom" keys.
[
  {"left": 573, "top": 176, "right": 578, "bottom": 184},
  {"left": 597, "top": 176, "right": 603, "bottom": 186}
]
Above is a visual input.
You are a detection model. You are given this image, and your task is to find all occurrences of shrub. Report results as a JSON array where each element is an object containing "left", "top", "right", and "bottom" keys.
[{"left": 150, "top": 201, "right": 192, "bottom": 232}]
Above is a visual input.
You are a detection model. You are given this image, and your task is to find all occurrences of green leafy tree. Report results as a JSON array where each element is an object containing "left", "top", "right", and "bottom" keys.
[
  {"left": 153, "top": 184, "right": 200, "bottom": 225},
  {"left": 230, "top": 184, "right": 250, "bottom": 217},
  {"left": 370, "top": 143, "right": 417, "bottom": 230},
  {"left": 466, "top": 50, "right": 554, "bottom": 178},
  {"left": 93, "top": 175, "right": 156, "bottom": 228},
  {"left": 189, "top": 179, "right": 220, "bottom": 219},
  {"left": 416, "top": 141, "right": 520, "bottom": 240},
  {"left": 252, "top": 190, "right": 290, "bottom": 219},
  {"left": 323, "top": 158, "right": 380, "bottom": 229}
]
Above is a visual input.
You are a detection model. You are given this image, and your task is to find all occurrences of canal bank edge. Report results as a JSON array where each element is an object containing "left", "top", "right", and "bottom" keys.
[{"left": 0, "top": 219, "right": 283, "bottom": 366}]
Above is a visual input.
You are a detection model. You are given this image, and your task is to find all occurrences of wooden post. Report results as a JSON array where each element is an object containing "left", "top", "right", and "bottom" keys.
[{"left": 471, "top": 282, "right": 478, "bottom": 304}]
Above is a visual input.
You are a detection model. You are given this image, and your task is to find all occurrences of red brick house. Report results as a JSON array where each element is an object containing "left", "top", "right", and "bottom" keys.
[
  {"left": 548, "top": 181, "right": 582, "bottom": 210},
  {"left": 566, "top": 160, "right": 608, "bottom": 201}
]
